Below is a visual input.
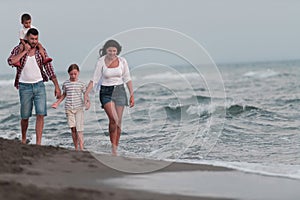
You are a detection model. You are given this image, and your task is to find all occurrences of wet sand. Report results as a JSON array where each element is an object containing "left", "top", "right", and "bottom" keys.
[{"left": 1, "top": 137, "right": 299, "bottom": 200}]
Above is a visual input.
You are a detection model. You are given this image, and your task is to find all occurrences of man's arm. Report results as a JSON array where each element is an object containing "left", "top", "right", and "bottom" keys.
[
  {"left": 41, "top": 48, "right": 61, "bottom": 98},
  {"left": 7, "top": 43, "right": 30, "bottom": 66},
  {"left": 51, "top": 77, "right": 61, "bottom": 99}
]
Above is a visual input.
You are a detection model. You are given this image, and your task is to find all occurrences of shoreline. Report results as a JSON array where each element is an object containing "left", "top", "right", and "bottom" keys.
[
  {"left": 1, "top": 137, "right": 300, "bottom": 200},
  {"left": 0, "top": 137, "right": 232, "bottom": 200}
]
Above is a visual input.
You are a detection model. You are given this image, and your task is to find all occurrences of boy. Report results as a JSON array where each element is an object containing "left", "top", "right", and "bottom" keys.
[
  {"left": 14, "top": 13, "right": 52, "bottom": 67},
  {"left": 52, "top": 64, "right": 89, "bottom": 151}
]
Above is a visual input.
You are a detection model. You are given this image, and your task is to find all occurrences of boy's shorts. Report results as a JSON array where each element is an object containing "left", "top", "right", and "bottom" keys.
[
  {"left": 65, "top": 108, "right": 84, "bottom": 131},
  {"left": 19, "top": 81, "right": 47, "bottom": 119}
]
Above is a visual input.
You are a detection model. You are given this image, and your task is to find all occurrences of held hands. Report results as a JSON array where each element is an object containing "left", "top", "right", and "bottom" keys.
[
  {"left": 51, "top": 93, "right": 65, "bottom": 109},
  {"left": 55, "top": 87, "right": 62, "bottom": 99},
  {"left": 51, "top": 102, "right": 59, "bottom": 109},
  {"left": 84, "top": 94, "right": 90, "bottom": 110}
]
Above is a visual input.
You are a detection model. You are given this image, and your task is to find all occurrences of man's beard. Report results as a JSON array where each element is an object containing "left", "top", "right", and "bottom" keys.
[{"left": 30, "top": 43, "right": 37, "bottom": 48}]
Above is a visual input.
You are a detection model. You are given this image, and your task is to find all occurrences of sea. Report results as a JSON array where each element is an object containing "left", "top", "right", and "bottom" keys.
[{"left": 1, "top": 60, "right": 300, "bottom": 178}]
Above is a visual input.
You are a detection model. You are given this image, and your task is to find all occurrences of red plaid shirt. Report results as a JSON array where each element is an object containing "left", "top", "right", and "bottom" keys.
[{"left": 7, "top": 44, "right": 57, "bottom": 89}]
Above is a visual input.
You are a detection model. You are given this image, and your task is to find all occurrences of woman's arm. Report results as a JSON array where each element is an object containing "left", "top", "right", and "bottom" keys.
[
  {"left": 85, "top": 81, "right": 94, "bottom": 96},
  {"left": 84, "top": 81, "right": 93, "bottom": 110},
  {"left": 126, "top": 81, "right": 134, "bottom": 108},
  {"left": 121, "top": 57, "right": 134, "bottom": 107}
]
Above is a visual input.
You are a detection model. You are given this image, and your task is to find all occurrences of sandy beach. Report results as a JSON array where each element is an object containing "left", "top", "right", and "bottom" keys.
[{"left": 1, "top": 137, "right": 300, "bottom": 200}]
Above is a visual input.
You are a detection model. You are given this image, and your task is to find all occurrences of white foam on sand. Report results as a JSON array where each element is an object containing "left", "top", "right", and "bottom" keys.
[
  {"left": 175, "top": 159, "right": 300, "bottom": 180},
  {"left": 99, "top": 170, "right": 300, "bottom": 200}
]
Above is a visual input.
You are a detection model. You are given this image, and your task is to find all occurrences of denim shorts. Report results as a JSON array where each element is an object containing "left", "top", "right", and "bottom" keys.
[
  {"left": 99, "top": 84, "right": 128, "bottom": 108},
  {"left": 19, "top": 81, "right": 47, "bottom": 119}
]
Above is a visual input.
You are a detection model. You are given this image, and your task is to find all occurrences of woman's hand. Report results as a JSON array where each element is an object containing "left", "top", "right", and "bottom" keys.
[
  {"left": 84, "top": 94, "right": 90, "bottom": 110},
  {"left": 129, "top": 94, "right": 134, "bottom": 108}
]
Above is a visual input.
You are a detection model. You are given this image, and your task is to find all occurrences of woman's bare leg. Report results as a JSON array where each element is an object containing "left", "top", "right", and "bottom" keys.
[
  {"left": 103, "top": 102, "right": 119, "bottom": 155},
  {"left": 115, "top": 106, "right": 125, "bottom": 146}
]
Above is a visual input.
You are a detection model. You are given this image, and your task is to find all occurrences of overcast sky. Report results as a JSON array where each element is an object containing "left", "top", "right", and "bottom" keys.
[{"left": 1, "top": 0, "right": 299, "bottom": 74}]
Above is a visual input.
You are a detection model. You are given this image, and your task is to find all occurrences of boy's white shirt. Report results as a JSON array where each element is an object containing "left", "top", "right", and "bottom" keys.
[{"left": 19, "top": 25, "right": 37, "bottom": 40}]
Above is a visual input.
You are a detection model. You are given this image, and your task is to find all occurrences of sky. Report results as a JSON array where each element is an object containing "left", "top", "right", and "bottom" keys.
[{"left": 1, "top": 0, "right": 300, "bottom": 74}]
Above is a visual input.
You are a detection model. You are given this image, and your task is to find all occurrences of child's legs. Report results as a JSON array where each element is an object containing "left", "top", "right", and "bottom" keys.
[
  {"left": 75, "top": 109, "right": 84, "bottom": 150},
  {"left": 77, "top": 131, "right": 84, "bottom": 150},
  {"left": 71, "top": 127, "right": 78, "bottom": 150},
  {"left": 66, "top": 110, "right": 78, "bottom": 150}
]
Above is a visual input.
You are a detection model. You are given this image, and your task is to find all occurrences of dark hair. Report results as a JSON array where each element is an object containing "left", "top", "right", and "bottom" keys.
[
  {"left": 99, "top": 39, "right": 122, "bottom": 57},
  {"left": 68, "top": 64, "right": 80, "bottom": 73},
  {"left": 21, "top": 13, "right": 31, "bottom": 23},
  {"left": 26, "top": 28, "right": 39, "bottom": 37}
]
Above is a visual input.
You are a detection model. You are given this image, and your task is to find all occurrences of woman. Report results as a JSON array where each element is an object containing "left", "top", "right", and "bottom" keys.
[{"left": 85, "top": 40, "right": 134, "bottom": 155}]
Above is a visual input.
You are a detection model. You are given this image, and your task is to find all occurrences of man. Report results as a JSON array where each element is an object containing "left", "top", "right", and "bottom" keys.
[{"left": 7, "top": 28, "right": 61, "bottom": 145}]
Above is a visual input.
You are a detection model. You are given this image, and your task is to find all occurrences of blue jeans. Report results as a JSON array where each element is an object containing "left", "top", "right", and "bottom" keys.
[{"left": 19, "top": 81, "right": 47, "bottom": 119}]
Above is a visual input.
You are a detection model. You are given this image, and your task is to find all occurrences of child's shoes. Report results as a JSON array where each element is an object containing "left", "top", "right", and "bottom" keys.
[{"left": 14, "top": 61, "right": 21, "bottom": 67}]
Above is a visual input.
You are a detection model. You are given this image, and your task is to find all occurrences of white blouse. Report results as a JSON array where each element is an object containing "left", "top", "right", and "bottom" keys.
[
  {"left": 91, "top": 56, "right": 131, "bottom": 88},
  {"left": 19, "top": 25, "right": 37, "bottom": 40}
]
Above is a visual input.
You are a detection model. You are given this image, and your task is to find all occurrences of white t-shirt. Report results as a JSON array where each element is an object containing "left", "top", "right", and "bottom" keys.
[
  {"left": 92, "top": 56, "right": 131, "bottom": 88},
  {"left": 19, "top": 25, "right": 37, "bottom": 40},
  {"left": 19, "top": 55, "right": 43, "bottom": 83}
]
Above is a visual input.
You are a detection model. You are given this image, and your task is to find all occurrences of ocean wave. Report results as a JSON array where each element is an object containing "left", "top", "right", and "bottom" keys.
[
  {"left": 163, "top": 100, "right": 272, "bottom": 120},
  {"left": 283, "top": 98, "right": 300, "bottom": 104},
  {"left": 191, "top": 95, "right": 211, "bottom": 103},
  {"left": 164, "top": 104, "right": 187, "bottom": 120},
  {"left": 0, "top": 113, "right": 19, "bottom": 124},
  {"left": 193, "top": 87, "right": 206, "bottom": 92},
  {"left": 226, "top": 104, "right": 260, "bottom": 116},
  {"left": 142, "top": 72, "right": 202, "bottom": 81},
  {"left": 0, "top": 101, "right": 19, "bottom": 109},
  {"left": 135, "top": 95, "right": 211, "bottom": 106},
  {"left": 134, "top": 97, "right": 149, "bottom": 104},
  {"left": 142, "top": 72, "right": 179, "bottom": 81},
  {"left": 0, "top": 79, "right": 14, "bottom": 86},
  {"left": 164, "top": 103, "right": 215, "bottom": 120},
  {"left": 243, "top": 69, "right": 279, "bottom": 79}
]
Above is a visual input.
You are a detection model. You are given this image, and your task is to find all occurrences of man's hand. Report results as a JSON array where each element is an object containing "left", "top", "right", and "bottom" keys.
[{"left": 55, "top": 87, "right": 61, "bottom": 99}]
